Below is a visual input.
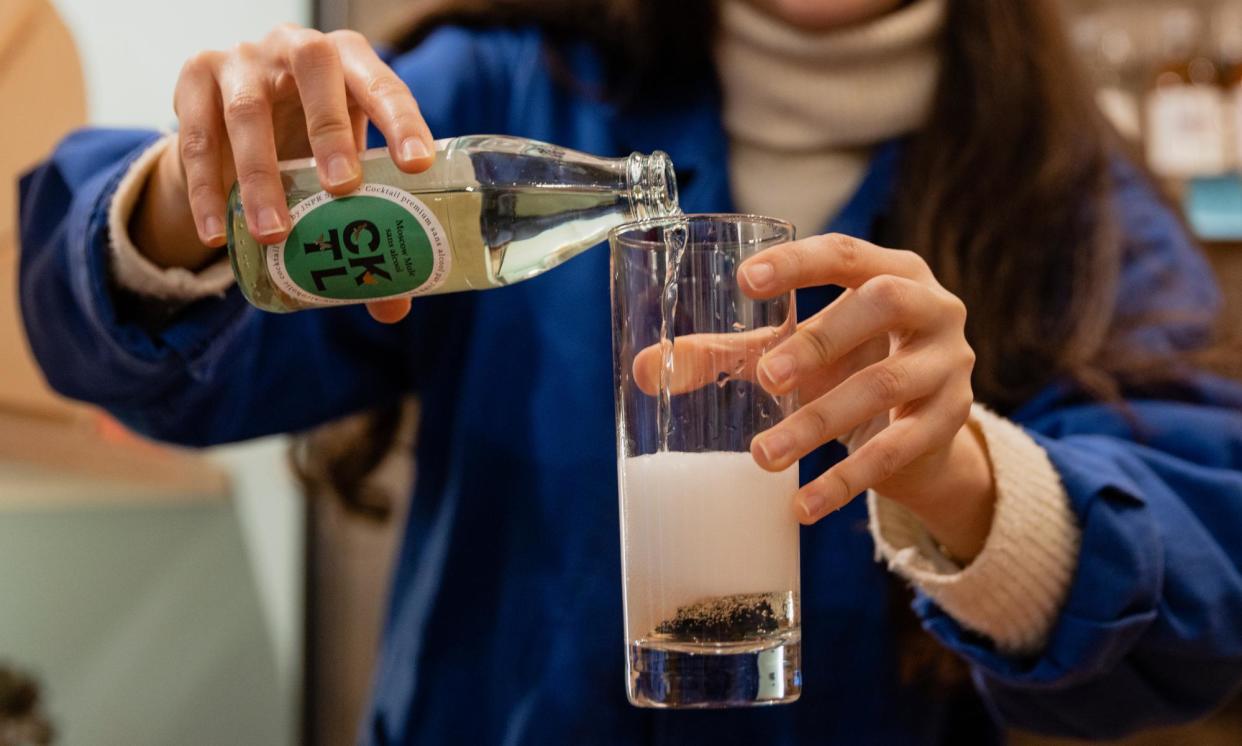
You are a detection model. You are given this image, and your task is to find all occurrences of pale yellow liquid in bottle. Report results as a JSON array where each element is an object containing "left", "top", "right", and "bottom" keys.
[{"left": 228, "top": 137, "right": 672, "bottom": 312}]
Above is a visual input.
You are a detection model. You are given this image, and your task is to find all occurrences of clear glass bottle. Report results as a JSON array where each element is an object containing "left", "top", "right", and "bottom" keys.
[{"left": 227, "top": 135, "right": 679, "bottom": 312}]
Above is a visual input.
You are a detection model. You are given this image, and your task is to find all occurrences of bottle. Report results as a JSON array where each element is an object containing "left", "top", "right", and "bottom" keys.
[
  {"left": 1216, "top": 2, "right": 1242, "bottom": 169},
  {"left": 227, "top": 135, "right": 679, "bottom": 313},
  {"left": 1144, "top": 8, "right": 1227, "bottom": 179}
]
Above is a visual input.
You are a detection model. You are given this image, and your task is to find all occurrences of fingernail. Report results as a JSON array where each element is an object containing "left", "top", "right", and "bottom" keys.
[
  {"left": 326, "top": 154, "right": 358, "bottom": 187},
  {"left": 742, "top": 261, "right": 774, "bottom": 290},
  {"left": 257, "top": 207, "right": 286, "bottom": 236},
  {"left": 757, "top": 431, "right": 793, "bottom": 465},
  {"left": 400, "top": 137, "right": 429, "bottom": 162},
  {"left": 800, "top": 492, "right": 827, "bottom": 521},
  {"left": 761, "top": 354, "right": 796, "bottom": 387},
  {"left": 203, "top": 215, "right": 225, "bottom": 241}
]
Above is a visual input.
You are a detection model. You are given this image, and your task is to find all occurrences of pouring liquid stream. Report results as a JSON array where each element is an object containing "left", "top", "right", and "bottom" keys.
[{"left": 656, "top": 220, "right": 689, "bottom": 453}]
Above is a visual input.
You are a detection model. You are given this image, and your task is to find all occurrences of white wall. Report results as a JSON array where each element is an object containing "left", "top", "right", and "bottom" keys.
[
  {"left": 54, "top": 0, "right": 310, "bottom": 128},
  {"left": 46, "top": 3, "right": 313, "bottom": 743}
]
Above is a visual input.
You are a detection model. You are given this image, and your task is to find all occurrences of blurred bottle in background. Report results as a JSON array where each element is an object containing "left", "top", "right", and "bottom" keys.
[
  {"left": 1216, "top": 2, "right": 1242, "bottom": 171},
  {"left": 1144, "top": 6, "right": 1228, "bottom": 178},
  {"left": 1074, "top": 14, "right": 1143, "bottom": 141}
]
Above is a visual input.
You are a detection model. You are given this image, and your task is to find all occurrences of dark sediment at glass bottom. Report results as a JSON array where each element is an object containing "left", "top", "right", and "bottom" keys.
[{"left": 652, "top": 592, "right": 795, "bottom": 643}]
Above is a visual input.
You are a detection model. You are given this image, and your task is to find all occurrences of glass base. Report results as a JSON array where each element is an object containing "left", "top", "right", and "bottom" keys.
[{"left": 627, "top": 633, "right": 801, "bottom": 708}]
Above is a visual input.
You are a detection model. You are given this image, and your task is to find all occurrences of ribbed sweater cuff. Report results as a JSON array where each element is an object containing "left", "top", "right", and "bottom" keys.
[
  {"left": 107, "top": 133, "right": 234, "bottom": 300},
  {"left": 868, "top": 403, "right": 1081, "bottom": 654}
]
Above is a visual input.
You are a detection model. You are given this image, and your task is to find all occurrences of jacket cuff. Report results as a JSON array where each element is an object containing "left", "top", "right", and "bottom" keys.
[
  {"left": 107, "top": 133, "right": 234, "bottom": 300},
  {"left": 868, "top": 403, "right": 1081, "bottom": 654}
]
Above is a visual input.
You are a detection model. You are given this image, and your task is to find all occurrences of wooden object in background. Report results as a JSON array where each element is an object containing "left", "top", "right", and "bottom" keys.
[
  {"left": 1, "top": 0, "right": 88, "bottom": 423},
  {"left": 0, "top": 0, "right": 230, "bottom": 499},
  {"left": 0, "top": 409, "right": 229, "bottom": 508}
]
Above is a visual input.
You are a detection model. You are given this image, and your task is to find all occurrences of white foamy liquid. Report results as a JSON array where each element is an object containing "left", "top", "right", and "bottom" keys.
[{"left": 620, "top": 451, "right": 800, "bottom": 642}]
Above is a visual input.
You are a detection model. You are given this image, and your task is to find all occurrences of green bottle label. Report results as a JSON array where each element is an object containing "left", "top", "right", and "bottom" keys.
[{"left": 267, "top": 183, "right": 451, "bottom": 305}]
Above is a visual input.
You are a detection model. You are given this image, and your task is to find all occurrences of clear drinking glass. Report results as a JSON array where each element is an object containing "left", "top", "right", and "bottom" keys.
[{"left": 610, "top": 214, "right": 800, "bottom": 708}]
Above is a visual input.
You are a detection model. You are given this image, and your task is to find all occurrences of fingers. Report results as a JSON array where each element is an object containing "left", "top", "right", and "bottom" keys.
[
  {"left": 756, "top": 277, "right": 942, "bottom": 397},
  {"left": 794, "top": 389, "right": 969, "bottom": 523},
  {"left": 788, "top": 336, "right": 889, "bottom": 406},
  {"left": 172, "top": 24, "right": 430, "bottom": 249},
  {"left": 331, "top": 29, "right": 435, "bottom": 173},
  {"left": 174, "top": 53, "right": 228, "bottom": 247},
  {"left": 276, "top": 27, "right": 361, "bottom": 194},
  {"left": 738, "top": 233, "right": 932, "bottom": 300},
  {"left": 366, "top": 298, "right": 412, "bottom": 323},
  {"left": 751, "top": 351, "right": 941, "bottom": 472},
  {"left": 218, "top": 44, "right": 289, "bottom": 242},
  {"left": 631, "top": 327, "right": 787, "bottom": 396}
]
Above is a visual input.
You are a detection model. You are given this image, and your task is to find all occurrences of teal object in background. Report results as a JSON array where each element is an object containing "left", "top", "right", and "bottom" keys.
[
  {"left": 0, "top": 493, "right": 294, "bottom": 745},
  {"left": 1186, "top": 174, "right": 1242, "bottom": 241}
]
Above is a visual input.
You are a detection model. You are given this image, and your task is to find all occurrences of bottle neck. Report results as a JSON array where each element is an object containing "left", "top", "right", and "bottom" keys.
[{"left": 624, "top": 151, "right": 680, "bottom": 221}]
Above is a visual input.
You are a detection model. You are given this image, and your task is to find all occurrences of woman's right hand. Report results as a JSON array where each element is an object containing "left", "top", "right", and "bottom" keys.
[{"left": 131, "top": 24, "right": 436, "bottom": 322}]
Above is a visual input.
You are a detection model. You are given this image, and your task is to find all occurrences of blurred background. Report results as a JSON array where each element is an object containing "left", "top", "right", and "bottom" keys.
[{"left": 1, "top": 0, "right": 1239, "bottom": 744}]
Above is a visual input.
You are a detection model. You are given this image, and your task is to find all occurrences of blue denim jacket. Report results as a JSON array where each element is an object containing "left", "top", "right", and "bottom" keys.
[{"left": 19, "top": 25, "right": 1242, "bottom": 746}]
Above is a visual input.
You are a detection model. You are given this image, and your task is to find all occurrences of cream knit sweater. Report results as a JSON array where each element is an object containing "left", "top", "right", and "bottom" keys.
[{"left": 108, "top": 0, "right": 1080, "bottom": 654}]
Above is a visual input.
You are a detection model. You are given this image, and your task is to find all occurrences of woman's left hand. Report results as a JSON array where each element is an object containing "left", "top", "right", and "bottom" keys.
[{"left": 739, "top": 233, "right": 996, "bottom": 561}]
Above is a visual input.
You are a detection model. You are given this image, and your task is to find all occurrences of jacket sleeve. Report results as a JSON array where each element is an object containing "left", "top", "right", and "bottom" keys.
[
  {"left": 916, "top": 160, "right": 1242, "bottom": 739},
  {"left": 17, "top": 26, "right": 528, "bottom": 446}
]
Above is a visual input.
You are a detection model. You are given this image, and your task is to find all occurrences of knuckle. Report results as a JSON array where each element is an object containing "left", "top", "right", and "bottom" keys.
[
  {"left": 868, "top": 442, "right": 903, "bottom": 482},
  {"left": 236, "top": 166, "right": 275, "bottom": 190},
  {"left": 824, "top": 233, "right": 862, "bottom": 273},
  {"left": 232, "top": 41, "right": 260, "bottom": 59},
  {"left": 800, "top": 403, "right": 834, "bottom": 443},
  {"left": 868, "top": 362, "right": 907, "bottom": 405},
  {"left": 289, "top": 32, "right": 337, "bottom": 69},
  {"left": 364, "top": 73, "right": 409, "bottom": 100},
  {"left": 178, "top": 128, "right": 216, "bottom": 161},
  {"left": 782, "top": 241, "right": 808, "bottom": 275},
  {"left": 960, "top": 345, "right": 977, "bottom": 371},
  {"left": 224, "top": 91, "right": 268, "bottom": 120},
  {"left": 305, "top": 111, "right": 352, "bottom": 140},
  {"left": 860, "top": 275, "right": 909, "bottom": 314},
  {"left": 271, "top": 69, "right": 297, "bottom": 96},
  {"left": 801, "top": 324, "right": 838, "bottom": 367},
  {"left": 824, "top": 470, "right": 853, "bottom": 503},
  {"left": 328, "top": 29, "right": 368, "bottom": 47},
  {"left": 180, "top": 50, "right": 218, "bottom": 76},
  {"left": 946, "top": 294, "right": 969, "bottom": 325},
  {"left": 898, "top": 248, "right": 930, "bottom": 276}
]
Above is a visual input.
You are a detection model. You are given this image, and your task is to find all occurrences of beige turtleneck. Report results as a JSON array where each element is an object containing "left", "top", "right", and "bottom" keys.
[{"left": 716, "top": 0, "right": 944, "bottom": 236}]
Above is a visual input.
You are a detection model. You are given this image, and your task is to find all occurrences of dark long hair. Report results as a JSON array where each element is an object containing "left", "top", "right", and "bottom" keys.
[{"left": 295, "top": 0, "right": 1218, "bottom": 687}]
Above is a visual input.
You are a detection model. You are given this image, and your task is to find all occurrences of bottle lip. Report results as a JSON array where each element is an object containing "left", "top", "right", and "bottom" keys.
[
  {"left": 628, "top": 150, "right": 680, "bottom": 220},
  {"left": 649, "top": 150, "right": 679, "bottom": 218}
]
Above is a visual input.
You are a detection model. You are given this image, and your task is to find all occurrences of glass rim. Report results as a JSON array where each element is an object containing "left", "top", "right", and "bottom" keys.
[{"left": 608, "top": 213, "right": 795, "bottom": 249}]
